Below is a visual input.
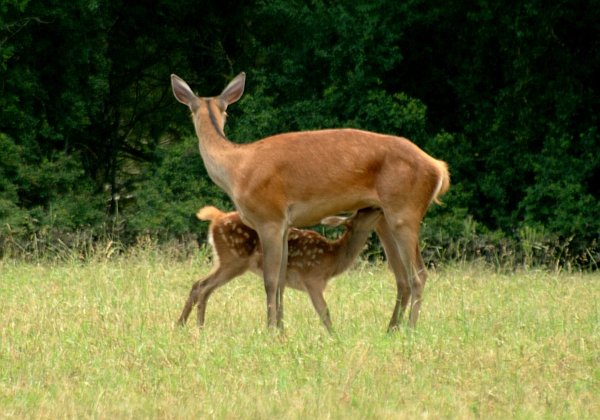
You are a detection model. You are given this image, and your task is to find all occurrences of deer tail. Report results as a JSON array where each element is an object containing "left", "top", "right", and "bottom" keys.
[
  {"left": 431, "top": 160, "right": 450, "bottom": 205},
  {"left": 196, "top": 206, "right": 222, "bottom": 221}
]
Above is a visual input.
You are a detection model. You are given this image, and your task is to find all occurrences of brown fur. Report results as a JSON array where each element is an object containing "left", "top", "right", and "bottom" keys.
[
  {"left": 172, "top": 73, "right": 449, "bottom": 330},
  {"left": 178, "top": 206, "right": 383, "bottom": 332}
]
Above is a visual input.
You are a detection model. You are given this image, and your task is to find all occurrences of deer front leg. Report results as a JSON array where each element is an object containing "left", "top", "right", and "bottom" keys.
[
  {"left": 276, "top": 229, "right": 289, "bottom": 330},
  {"left": 257, "top": 223, "right": 287, "bottom": 329}
]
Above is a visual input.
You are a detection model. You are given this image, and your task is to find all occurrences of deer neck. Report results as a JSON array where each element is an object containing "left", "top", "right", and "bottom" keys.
[
  {"left": 194, "top": 98, "right": 239, "bottom": 195},
  {"left": 331, "top": 227, "right": 372, "bottom": 276}
]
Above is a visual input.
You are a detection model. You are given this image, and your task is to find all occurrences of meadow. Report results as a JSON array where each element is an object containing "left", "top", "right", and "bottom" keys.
[{"left": 1, "top": 246, "right": 599, "bottom": 419}]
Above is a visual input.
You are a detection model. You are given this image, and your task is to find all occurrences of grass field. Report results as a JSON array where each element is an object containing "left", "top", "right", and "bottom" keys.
[{"left": 1, "top": 248, "right": 599, "bottom": 419}]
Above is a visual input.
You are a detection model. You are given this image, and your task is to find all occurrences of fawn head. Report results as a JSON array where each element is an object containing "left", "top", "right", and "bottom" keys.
[{"left": 320, "top": 207, "right": 382, "bottom": 231}]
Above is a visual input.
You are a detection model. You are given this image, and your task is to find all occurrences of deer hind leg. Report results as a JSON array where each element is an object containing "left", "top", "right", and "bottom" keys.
[
  {"left": 387, "top": 217, "right": 428, "bottom": 329},
  {"left": 177, "top": 265, "right": 247, "bottom": 327},
  {"left": 384, "top": 214, "right": 427, "bottom": 328},
  {"left": 375, "top": 218, "right": 411, "bottom": 331},
  {"left": 305, "top": 282, "right": 332, "bottom": 333},
  {"left": 410, "top": 242, "right": 428, "bottom": 327},
  {"left": 178, "top": 278, "right": 202, "bottom": 326},
  {"left": 256, "top": 222, "right": 289, "bottom": 329}
]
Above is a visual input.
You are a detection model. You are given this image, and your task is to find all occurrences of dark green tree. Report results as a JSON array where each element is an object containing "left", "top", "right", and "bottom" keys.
[{"left": 1, "top": 0, "right": 599, "bottom": 254}]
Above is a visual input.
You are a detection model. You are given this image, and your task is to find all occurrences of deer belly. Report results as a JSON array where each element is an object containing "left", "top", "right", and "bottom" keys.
[
  {"left": 287, "top": 196, "right": 376, "bottom": 227},
  {"left": 249, "top": 261, "right": 306, "bottom": 292},
  {"left": 284, "top": 269, "right": 305, "bottom": 291}
]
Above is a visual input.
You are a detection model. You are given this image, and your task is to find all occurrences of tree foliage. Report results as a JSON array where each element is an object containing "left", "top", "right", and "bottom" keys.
[{"left": 1, "top": 0, "right": 599, "bottom": 250}]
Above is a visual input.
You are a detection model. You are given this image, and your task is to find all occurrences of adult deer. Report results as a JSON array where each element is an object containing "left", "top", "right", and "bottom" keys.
[
  {"left": 171, "top": 72, "right": 449, "bottom": 331},
  {"left": 178, "top": 206, "right": 383, "bottom": 332}
]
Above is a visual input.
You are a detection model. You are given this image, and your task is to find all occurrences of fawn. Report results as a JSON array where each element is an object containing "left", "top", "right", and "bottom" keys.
[{"left": 178, "top": 206, "right": 382, "bottom": 332}]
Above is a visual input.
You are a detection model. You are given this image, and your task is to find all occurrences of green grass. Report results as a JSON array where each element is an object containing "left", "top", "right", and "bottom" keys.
[{"left": 1, "top": 250, "right": 599, "bottom": 419}]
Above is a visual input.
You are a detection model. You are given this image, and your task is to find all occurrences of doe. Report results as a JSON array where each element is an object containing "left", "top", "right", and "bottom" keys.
[{"left": 171, "top": 72, "right": 449, "bottom": 330}]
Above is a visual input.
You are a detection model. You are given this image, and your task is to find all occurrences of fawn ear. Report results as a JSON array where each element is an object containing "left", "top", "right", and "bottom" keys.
[
  {"left": 219, "top": 72, "right": 246, "bottom": 105},
  {"left": 320, "top": 215, "right": 349, "bottom": 227},
  {"left": 171, "top": 75, "right": 197, "bottom": 106}
]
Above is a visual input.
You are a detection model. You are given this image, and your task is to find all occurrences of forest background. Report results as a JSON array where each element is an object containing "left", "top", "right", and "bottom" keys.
[{"left": 1, "top": 0, "right": 599, "bottom": 266}]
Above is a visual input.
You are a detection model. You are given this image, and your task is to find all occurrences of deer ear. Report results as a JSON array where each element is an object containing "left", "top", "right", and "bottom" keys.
[
  {"left": 320, "top": 215, "right": 348, "bottom": 227},
  {"left": 219, "top": 72, "right": 246, "bottom": 105},
  {"left": 171, "top": 75, "right": 197, "bottom": 106}
]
